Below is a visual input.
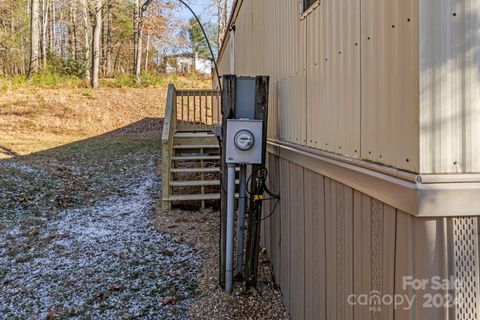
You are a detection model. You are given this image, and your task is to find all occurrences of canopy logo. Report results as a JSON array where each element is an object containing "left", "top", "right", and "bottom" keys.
[
  {"left": 347, "top": 291, "right": 415, "bottom": 311},
  {"left": 347, "top": 276, "right": 465, "bottom": 312}
]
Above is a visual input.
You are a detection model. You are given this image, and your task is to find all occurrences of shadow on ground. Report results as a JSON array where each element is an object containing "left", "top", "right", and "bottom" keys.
[
  {"left": 0, "top": 117, "right": 205, "bottom": 319},
  {"left": 0, "top": 117, "right": 163, "bottom": 214}
]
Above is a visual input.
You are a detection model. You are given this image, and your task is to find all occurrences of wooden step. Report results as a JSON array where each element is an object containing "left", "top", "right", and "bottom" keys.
[
  {"left": 165, "top": 193, "right": 221, "bottom": 201},
  {"left": 170, "top": 179, "right": 239, "bottom": 187},
  {"left": 170, "top": 180, "right": 220, "bottom": 187},
  {"left": 170, "top": 167, "right": 240, "bottom": 173},
  {"left": 173, "top": 144, "right": 219, "bottom": 149},
  {"left": 172, "top": 155, "right": 220, "bottom": 161},
  {"left": 171, "top": 167, "right": 220, "bottom": 173},
  {"left": 164, "top": 193, "right": 239, "bottom": 201},
  {"left": 174, "top": 132, "right": 215, "bottom": 138}
]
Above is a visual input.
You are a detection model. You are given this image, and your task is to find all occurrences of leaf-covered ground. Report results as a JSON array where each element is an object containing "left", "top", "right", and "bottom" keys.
[
  {"left": 0, "top": 120, "right": 200, "bottom": 319},
  {"left": 0, "top": 85, "right": 289, "bottom": 320}
]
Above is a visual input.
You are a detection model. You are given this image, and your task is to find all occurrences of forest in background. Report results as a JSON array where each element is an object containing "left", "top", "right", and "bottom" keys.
[{"left": 0, "top": 0, "right": 230, "bottom": 88}]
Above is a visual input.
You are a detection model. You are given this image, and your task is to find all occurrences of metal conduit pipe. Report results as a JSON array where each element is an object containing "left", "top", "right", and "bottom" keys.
[
  {"left": 225, "top": 163, "right": 236, "bottom": 293},
  {"left": 236, "top": 165, "right": 247, "bottom": 277}
]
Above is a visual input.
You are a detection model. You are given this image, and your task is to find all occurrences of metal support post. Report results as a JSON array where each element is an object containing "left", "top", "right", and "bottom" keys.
[
  {"left": 236, "top": 164, "right": 247, "bottom": 277},
  {"left": 225, "top": 163, "right": 236, "bottom": 293}
]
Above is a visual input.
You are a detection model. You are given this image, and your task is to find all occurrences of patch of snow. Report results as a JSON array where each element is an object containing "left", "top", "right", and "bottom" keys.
[
  {"left": 0, "top": 158, "right": 200, "bottom": 319},
  {"left": 0, "top": 162, "right": 43, "bottom": 175}
]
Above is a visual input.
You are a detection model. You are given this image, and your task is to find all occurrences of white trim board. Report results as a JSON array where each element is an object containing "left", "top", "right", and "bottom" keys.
[{"left": 268, "top": 139, "right": 480, "bottom": 217}]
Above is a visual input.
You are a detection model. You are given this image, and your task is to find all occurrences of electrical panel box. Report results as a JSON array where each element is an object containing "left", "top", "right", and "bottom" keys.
[
  {"left": 225, "top": 119, "right": 263, "bottom": 164},
  {"left": 235, "top": 77, "right": 256, "bottom": 119}
]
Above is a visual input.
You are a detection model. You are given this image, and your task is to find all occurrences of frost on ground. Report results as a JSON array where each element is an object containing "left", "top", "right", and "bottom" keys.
[{"left": 0, "top": 123, "right": 200, "bottom": 319}]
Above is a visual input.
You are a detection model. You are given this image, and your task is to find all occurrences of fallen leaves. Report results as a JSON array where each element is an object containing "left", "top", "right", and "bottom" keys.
[
  {"left": 160, "top": 296, "right": 177, "bottom": 306},
  {"left": 107, "top": 283, "right": 124, "bottom": 292}
]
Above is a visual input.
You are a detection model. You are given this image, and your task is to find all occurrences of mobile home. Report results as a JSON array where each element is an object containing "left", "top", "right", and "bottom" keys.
[{"left": 217, "top": 0, "right": 480, "bottom": 319}]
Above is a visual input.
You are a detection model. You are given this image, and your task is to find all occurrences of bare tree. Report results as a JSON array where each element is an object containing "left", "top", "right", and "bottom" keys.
[
  {"left": 68, "top": 2, "right": 78, "bottom": 60},
  {"left": 48, "top": 0, "right": 55, "bottom": 53},
  {"left": 104, "top": 0, "right": 113, "bottom": 77},
  {"left": 41, "top": 0, "right": 49, "bottom": 68},
  {"left": 81, "top": 0, "right": 91, "bottom": 80},
  {"left": 29, "top": 0, "right": 41, "bottom": 78},
  {"left": 133, "top": 0, "right": 142, "bottom": 83},
  {"left": 213, "top": 0, "right": 229, "bottom": 49},
  {"left": 1, "top": 0, "right": 179, "bottom": 78},
  {"left": 133, "top": 0, "right": 154, "bottom": 84},
  {"left": 144, "top": 33, "right": 150, "bottom": 72},
  {"left": 91, "top": 0, "right": 102, "bottom": 88}
]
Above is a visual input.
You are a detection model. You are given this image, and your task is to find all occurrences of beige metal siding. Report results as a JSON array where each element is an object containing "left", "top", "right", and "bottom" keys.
[
  {"left": 360, "top": 0, "right": 420, "bottom": 172},
  {"left": 218, "top": 0, "right": 422, "bottom": 172},
  {"left": 265, "top": 152, "right": 480, "bottom": 320},
  {"left": 277, "top": 0, "right": 307, "bottom": 145},
  {"left": 304, "top": 169, "right": 326, "bottom": 320},
  {"left": 419, "top": 0, "right": 480, "bottom": 173},
  {"left": 218, "top": 34, "right": 231, "bottom": 76},
  {"left": 306, "top": 0, "right": 361, "bottom": 157},
  {"left": 279, "top": 157, "right": 291, "bottom": 311},
  {"left": 217, "top": 0, "right": 480, "bottom": 174}
]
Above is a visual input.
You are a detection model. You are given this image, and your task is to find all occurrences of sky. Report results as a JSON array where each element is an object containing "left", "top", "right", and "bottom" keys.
[
  {"left": 159, "top": 0, "right": 223, "bottom": 56},
  {"left": 176, "top": 0, "right": 217, "bottom": 24}
]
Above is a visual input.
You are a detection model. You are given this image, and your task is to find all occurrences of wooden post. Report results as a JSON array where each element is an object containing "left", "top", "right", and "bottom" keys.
[
  {"left": 219, "top": 75, "right": 236, "bottom": 288},
  {"left": 161, "top": 84, "right": 176, "bottom": 210},
  {"left": 245, "top": 76, "right": 270, "bottom": 288}
]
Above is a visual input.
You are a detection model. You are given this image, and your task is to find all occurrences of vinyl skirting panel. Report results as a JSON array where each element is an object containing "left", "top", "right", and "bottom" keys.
[{"left": 262, "top": 145, "right": 480, "bottom": 320}]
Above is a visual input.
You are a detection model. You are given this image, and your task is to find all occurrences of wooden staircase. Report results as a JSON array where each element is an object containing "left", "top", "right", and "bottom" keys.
[
  {"left": 161, "top": 85, "right": 225, "bottom": 209},
  {"left": 164, "top": 132, "right": 222, "bottom": 209}
]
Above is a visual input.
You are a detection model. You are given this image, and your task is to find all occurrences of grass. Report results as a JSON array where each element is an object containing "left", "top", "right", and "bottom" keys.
[
  {"left": 0, "top": 77, "right": 178, "bottom": 213},
  {"left": 0, "top": 74, "right": 209, "bottom": 212},
  {"left": 0, "top": 73, "right": 209, "bottom": 158},
  {"left": 0, "top": 126, "right": 162, "bottom": 215},
  {"left": 0, "top": 72, "right": 212, "bottom": 90}
]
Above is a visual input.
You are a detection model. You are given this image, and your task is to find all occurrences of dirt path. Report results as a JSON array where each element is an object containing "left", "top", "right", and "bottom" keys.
[{"left": 0, "top": 121, "right": 200, "bottom": 319}]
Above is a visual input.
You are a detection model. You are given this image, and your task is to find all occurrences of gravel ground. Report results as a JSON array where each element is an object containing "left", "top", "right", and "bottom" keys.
[
  {"left": 0, "top": 119, "right": 289, "bottom": 319},
  {"left": 155, "top": 208, "right": 289, "bottom": 320},
  {"left": 0, "top": 125, "right": 200, "bottom": 319}
]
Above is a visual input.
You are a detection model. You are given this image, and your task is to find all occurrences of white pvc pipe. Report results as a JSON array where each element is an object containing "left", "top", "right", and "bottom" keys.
[
  {"left": 236, "top": 165, "right": 247, "bottom": 277},
  {"left": 225, "top": 163, "right": 236, "bottom": 293}
]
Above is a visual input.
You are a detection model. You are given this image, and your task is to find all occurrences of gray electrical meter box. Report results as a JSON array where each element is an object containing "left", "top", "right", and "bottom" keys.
[
  {"left": 225, "top": 119, "right": 263, "bottom": 164},
  {"left": 235, "top": 77, "right": 256, "bottom": 119}
]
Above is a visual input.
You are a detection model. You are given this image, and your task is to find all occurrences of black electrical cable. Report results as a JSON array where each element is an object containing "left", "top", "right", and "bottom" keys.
[
  {"left": 143, "top": 0, "right": 223, "bottom": 91},
  {"left": 254, "top": 199, "right": 280, "bottom": 224}
]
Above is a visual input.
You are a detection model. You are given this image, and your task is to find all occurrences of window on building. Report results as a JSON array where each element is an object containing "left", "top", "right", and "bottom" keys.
[{"left": 303, "top": 0, "right": 317, "bottom": 12}]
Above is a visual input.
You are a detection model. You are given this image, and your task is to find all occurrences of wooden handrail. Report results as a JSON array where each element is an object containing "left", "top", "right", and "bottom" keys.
[
  {"left": 161, "top": 84, "right": 222, "bottom": 210},
  {"left": 162, "top": 84, "right": 177, "bottom": 144},
  {"left": 162, "top": 84, "right": 177, "bottom": 210},
  {"left": 176, "top": 89, "right": 221, "bottom": 95}
]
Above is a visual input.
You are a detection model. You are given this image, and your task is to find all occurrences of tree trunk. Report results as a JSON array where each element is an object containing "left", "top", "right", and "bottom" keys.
[
  {"left": 81, "top": 0, "right": 91, "bottom": 80},
  {"left": 48, "top": 0, "right": 55, "bottom": 53},
  {"left": 70, "top": 2, "right": 78, "bottom": 60},
  {"left": 135, "top": 28, "right": 142, "bottom": 83},
  {"left": 133, "top": 0, "right": 142, "bottom": 83},
  {"left": 91, "top": 0, "right": 102, "bottom": 89},
  {"left": 41, "top": 0, "right": 49, "bottom": 68},
  {"left": 29, "top": 0, "right": 40, "bottom": 78},
  {"left": 144, "top": 33, "right": 150, "bottom": 72},
  {"left": 105, "top": 1, "right": 113, "bottom": 77}
]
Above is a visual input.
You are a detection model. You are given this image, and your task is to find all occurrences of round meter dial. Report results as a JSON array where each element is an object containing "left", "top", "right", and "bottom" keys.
[{"left": 234, "top": 129, "right": 255, "bottom": 151}]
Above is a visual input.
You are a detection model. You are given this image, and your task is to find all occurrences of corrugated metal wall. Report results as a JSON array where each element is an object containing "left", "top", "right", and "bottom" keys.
[
  {"left": 262, "top": 152, "right": 480, "bottom": 320},
  {"left": 277, "top": 0, "right": 307, "bottom": 145},
  {"left": 306, "top": 0, "right": 361, "bottom": 158},
  {"left": 218, "top": 34, "right": 231, "bottom": 75},
  {"left": 220, "top": 0, "right": 424, "bottom": 172},
  {"left": 419, "top": 0, "right": 480, "bottom": 173},
  {"left": 219, "top": 0, "right": 480, "bottom": 174},
  {"left": 361, "top": 0, "right": 420, "bottom": 172}
]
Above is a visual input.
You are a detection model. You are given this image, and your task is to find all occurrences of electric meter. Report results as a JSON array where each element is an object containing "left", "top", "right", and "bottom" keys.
[
  {"left": 226, "top": 119, "right": 263, "bottom": 164},
  {"left": 234, "top": 130, "right": 255, "bottom": 151}
]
